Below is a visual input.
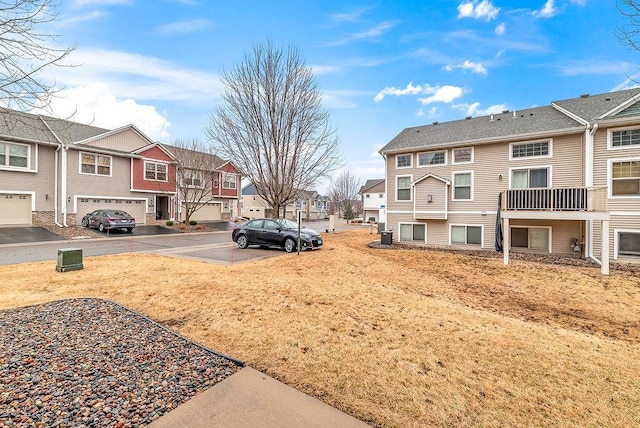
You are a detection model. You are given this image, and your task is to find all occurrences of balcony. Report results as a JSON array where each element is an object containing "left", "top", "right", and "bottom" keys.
[{"left": 501, "top": 187, "right": 609, "bottom": 221}]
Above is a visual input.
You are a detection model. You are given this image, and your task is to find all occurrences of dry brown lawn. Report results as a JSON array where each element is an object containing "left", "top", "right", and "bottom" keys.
[{"left": 2, "top": 228, "right": 640, "bottom": 427}]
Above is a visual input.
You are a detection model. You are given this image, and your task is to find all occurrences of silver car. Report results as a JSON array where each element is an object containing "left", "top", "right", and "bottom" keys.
[{"left": 81, "top": 209, "right": 136, "bottom": 233}]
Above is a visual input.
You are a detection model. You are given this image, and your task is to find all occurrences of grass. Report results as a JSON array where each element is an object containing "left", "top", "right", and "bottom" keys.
[{"left": 1, "top": 228, "right": 640, "bottom": 427}]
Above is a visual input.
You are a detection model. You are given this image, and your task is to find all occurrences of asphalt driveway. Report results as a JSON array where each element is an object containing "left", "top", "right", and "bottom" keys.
[{"left": 0, "top": 226, "right": 64, "bottom": 244}]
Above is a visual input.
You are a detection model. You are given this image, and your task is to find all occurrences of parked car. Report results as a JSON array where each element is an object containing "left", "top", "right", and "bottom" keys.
[
  {"left": 81, "top": 209, "right": 136, "bottom": 233},
  {"left": 231, "top": 218, "right": 323, "bottom": 253}
]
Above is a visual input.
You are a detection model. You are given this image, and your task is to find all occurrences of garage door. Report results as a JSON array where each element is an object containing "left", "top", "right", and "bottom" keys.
[
  {"left": 186, "top": 203, "right": 222, "bottom": 222},
  {"left": 76, "top": 198, "right": 147, "bottom": 225},
  {"left": 0, "top": 194, "right": 32, "bottom": 225}
]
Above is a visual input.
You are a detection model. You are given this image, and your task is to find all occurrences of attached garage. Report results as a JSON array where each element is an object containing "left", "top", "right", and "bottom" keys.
[
  {"left": 0, "top": 193, "right": 32, "bottom": 225},
  {"left": 76, "top": 198, "right": 147, "bottom": 225},
  {"left": 185, "top": 202, "right": 222, "bottom": 222}
]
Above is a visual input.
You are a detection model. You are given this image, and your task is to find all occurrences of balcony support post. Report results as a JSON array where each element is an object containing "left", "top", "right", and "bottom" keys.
[
  {"left": 601, "top": 219, "right": 610, "bottom": 276},
  {"left": 503, "top": 217, "right": 510, "bottom": 265}
]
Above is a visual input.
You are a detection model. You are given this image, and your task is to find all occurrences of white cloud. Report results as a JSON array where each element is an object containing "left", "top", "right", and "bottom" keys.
[
  {"left": 569, "top": 0, "right": 586, "bottom": 5},
  {"left": 444, "top": 60, "right": 488, "bottom": 75},
  {"left": 311, "top": 64, "right": 340, "bottom": 75},
  {"left": 456, "top": 102, "right": 507, "bottom": 117},
  {"left": 374, "top": 82, "right": 423, "bottom": 102},
  {"left": 329, "top": 7, "right": 373, "bottom": 23},
  {"left": 559, "top": 61, "right": 633, "bottom": 76},
  {"left": 157, "top": 19, "right": 214, "bottom": 35},
  {"left": 418, "top": 85, "right": 464, "bottom": 105},
  {"left": 457, "top": 1, "right": 499, "bottom": 21},
  {"left": 32, "top": 83, "right": 171, "bottom": 140},
  {"left": 533, "top": 0, "right": 556, "bottom": 18},
  {"left": 417, "top": 108, "right": 424, "bottom": 117},
  {"left": 495, "top": 22, "right": 506, "bottom": 35},
  {"left": 326, "top": 20, "right": 400, "bottom": 46}
]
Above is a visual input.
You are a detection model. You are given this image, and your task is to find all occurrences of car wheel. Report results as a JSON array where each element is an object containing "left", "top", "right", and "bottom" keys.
[
  {"left": 237, "top": 235, "right": 249, "bottom": 249},
  {"left": 126, "top": 228, "right": 133, "bottom": 233},
  {"left": 98, "top": 223, "right": 105, "bottom": 233},
  {"left": 284, "top": 238, "right": 296, "bottom": 253},
  {"left": 81, "top": 218, "right": 89, "bottom": 227}
]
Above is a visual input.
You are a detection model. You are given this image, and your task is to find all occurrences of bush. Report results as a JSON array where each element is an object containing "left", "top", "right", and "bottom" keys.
[
  {"left": 165, "top": 220, "right": 174, "bottom": 226},
  {"left": 189, "top": 220, "right": 198, "bottom": 226}
]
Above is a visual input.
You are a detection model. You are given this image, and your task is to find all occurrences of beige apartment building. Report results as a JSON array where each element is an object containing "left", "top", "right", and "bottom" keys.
[{"left": 380, "top": 89, "right": 640, "bottom": 274}]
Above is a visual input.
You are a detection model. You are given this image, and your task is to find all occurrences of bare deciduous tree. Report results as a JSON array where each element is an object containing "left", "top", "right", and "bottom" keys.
[
  {"left": 207, "top": 41, "right": 342, "bottom": 218},
  {"left": 164, "top": 139, "right": 222, "bottom": 224},
  {"left": 0, "top": 0, "right": 75, "bottom": 111},
  {"left": 329, "top": 170, "right": 362, "bottom": 220}
]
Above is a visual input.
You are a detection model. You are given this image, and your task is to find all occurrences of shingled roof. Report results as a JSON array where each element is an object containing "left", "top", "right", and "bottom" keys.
[{"left": 380, "top": 88, "right": 640, "bottom": 155}]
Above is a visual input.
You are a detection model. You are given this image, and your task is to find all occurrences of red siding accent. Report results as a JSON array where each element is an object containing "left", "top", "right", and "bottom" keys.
[{"left": 131, "top": 146, "right": 177, "bottom": 192}]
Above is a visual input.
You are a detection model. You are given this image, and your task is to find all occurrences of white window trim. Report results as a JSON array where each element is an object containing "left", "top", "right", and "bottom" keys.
[
  {"left": 608, "top": 157, "right": 640, "bottom": 199},
  {"left": 79, "top": 152, "right": 113, "bottom": 177},
  {"left": 614, "top": 228, "right": 640, "bottom": 260},
  {"left": 396, "top": 153, "right": 413, "bottom": 169},
  {"left": 143, "top": 160, "right": 169, "bottom": 182},
  {"left": 508, "top": 165, "right": 553, "bottom": 189},
  {"left": 509, "top": 139, "right": 553, "bottom": 161},
  {"left": 452, "top": 147, "right": 474, "bottom": 165},
  {"left": 449, "top": 224, "right": 484, "bottom": 248},
  {"left": 417, "top": 150, "right": 447, "bottom": 168},
  {"left": 222, "top": 173, "right": 237, "bottom": 189},
  {"left": 0, "top": 141, "right": 31, "bottom": 171},
  {"left": 608, "top": 125, "right": 640, "bottom": 150},
  {"left": 397, "top": 222, "right": 427, "bottom": 243},
  {"left": 509, "top": 226, "right": 552, "bottom": 253},
  {"left": 183, "top": 171, "right": 205, "bottom": 189},
  {"left": 396, "top": 174, "right": 413, "bottom": 202},
  {"left": 451, "top": 170, "right": 474, "bottom": 201}
]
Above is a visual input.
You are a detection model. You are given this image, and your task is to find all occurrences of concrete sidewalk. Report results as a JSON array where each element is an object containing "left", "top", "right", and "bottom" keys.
[{"left": 149, "top": 367, "right": 370, "bottom": 428}]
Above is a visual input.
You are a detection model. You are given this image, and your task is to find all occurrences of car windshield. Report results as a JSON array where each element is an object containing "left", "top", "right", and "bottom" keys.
[
  {"left": 277, "top": 219, "right": 299, "bottom": 229},
  {"left": 106, "top": 210, "right": 130, "bottom": 217}
]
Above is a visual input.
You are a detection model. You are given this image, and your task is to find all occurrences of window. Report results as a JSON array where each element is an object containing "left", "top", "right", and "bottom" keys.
[
  {"left": 0, "top": 142, "right": 29, "bottom": 168},
  {"left": 144, "top": 161, "right": 168, "bottom": 181},
  {"left": 512, "top": 167, "right": 548, "bottom": 188},
  {"left": 453, "top": 172, "right": 472, "bottom": 200},
  {"left": 365, "top": 194, "right": 370, "bottom": 198},
  {"left": 453, "top": 148, "right": 473, "bottom": 164},
  {"left": 611, "top": 161, "right": 640, "bottom": 196},
  {"left": 222, "top": 173, "right": 236, "bottom": 189},
  {"left": 511, "top": 141, "right": 550, "bottom": 159},
  {"left": 396, "top": 154, "right": 412, "bottom": 168},
  {"left": 618, "top": 231, "right": 640, "bottom": 256},
  {"left": 397, "top": 176, "right": 411, "bottom": 201},
  {"left": 511, "top": 227, "right": 549, "bottom": 251},
  {"left": 612, "top": 128, "right": 640, "bottom": 147},
  {"left": 183, "top": 171, "right": 203, "bottom": 188},
  {"left": 451, "top": 225, "right": 482, "bottom": 245},
  {"left": 418, "top": 151, "right": 446, "bottom": 166},
  {"left": 81, "top": 152, "right": 111, "bottom": 176},
  {"left": 399, "top": 223, "right": 425, "bottom": 242}
]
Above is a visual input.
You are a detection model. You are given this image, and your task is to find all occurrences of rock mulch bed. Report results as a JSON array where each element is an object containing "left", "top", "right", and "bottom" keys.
[{"left": 0, "top": 299, "right": 242, "bottom": 427}]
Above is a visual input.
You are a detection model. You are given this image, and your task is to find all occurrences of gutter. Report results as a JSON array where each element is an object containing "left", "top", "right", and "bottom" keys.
[{"left": 38, "top": 115, "right": 68, "bottom": 227}]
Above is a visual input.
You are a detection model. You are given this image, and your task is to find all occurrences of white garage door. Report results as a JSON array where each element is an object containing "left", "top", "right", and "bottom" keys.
[
  {"left": 0, "top": 193, "right": 32, "bottom": 225},
  {"left": 76, "top": 198, "right": 147, "bottom": 225},
  {"left": 186, "top": 203, "right": 222, "bottom": 222}
]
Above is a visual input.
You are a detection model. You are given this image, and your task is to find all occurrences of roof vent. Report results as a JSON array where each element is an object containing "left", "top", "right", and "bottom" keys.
[
  {"left": 513, "top": 111, "right": 517, "bottom": 117},
  {"left": 465, "top": 116, "right": 472, "bottom": 120},
  {"left": 502, "top": 110, "right": 509, "bottom": 114},
  {"left": 432, "top": 121, "right": 439, "bottom": 125},
  {"left": 605, "top": 97, "right": 611, "bottom": 101},
  {"left": 490, "top": 114, "right": 494, "bottom": 122},
  {"left": 580, "top": 93, "right": 590, "bottom": 98}
]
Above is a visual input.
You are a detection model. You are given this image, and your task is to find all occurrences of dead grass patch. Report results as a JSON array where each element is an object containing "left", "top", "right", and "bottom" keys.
[{"left": 1, "top": 228, "right": 640, "bottom": 427}]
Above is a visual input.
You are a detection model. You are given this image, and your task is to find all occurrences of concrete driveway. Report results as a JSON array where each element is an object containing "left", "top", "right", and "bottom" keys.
[{"left": 0, "top": 226, "right": 64, "bottom": 244}]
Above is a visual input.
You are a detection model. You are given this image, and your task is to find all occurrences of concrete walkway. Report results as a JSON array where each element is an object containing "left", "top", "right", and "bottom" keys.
[{"left": 149, "top": 367, "right": 370, "bottom": 428}]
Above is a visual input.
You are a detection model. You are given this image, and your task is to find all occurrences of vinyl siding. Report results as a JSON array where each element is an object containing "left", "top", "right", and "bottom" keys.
[{"left": 82, "top": 128, "right": 150, "bottom": 152}]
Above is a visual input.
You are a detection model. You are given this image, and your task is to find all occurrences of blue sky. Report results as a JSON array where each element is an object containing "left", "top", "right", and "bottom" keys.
[{"left": 36, "top": 0, "right": 640, "bottom": 191}]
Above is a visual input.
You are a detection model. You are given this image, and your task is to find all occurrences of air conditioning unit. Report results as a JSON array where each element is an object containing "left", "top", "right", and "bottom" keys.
[{"left": 56, "top": 248, "right": 83, "bottom": 272}]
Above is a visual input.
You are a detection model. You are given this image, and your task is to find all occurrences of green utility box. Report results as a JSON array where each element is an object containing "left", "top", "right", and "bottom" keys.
[{"left": 56, "top": 248, "right": 83, "bottom": 272}]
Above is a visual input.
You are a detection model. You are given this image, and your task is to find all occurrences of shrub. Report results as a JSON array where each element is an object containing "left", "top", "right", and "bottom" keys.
[
  {"left": 166, "top": 220, "right": 174, "bottom": 226},
  {"left": 189, "top": 220, "right": 198, "bottom": 226}
]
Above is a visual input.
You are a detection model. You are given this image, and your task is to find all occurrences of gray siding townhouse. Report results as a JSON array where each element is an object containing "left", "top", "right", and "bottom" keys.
[
  {"left": 380, "top": 89, "right": 640, "bottom": 275},
  {"left": 0, "top": 109, "right": 241, "bottom": 228}
]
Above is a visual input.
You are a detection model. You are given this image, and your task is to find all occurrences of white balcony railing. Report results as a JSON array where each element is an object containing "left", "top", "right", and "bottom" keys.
[{"left": 502, "top": 187, "right": 607, "bottom": 212}]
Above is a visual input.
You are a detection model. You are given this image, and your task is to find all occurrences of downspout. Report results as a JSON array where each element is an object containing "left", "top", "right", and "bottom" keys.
[
  {"left": 53, "top": 144, "right": 63, "bottom": 227},
  {"left": 38, "top": 115, "right": 66, "bottom": 227},
  {"left": 586, "top": 123, "right": 598, "bottom": 262}
]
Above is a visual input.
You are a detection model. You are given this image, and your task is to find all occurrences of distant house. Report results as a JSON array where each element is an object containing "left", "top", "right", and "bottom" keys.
[
  {"left": 0, "top": 108, "right": 241, "bottom": 227},
  {"left": 241, "top": 184, "right": 329, "bottom": 220},
  {"left": 380, "top": 89, "right": 640, "bottom": 275},
  {"left": 359, "top": 179, "right": 386, "bottom": 223}
]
